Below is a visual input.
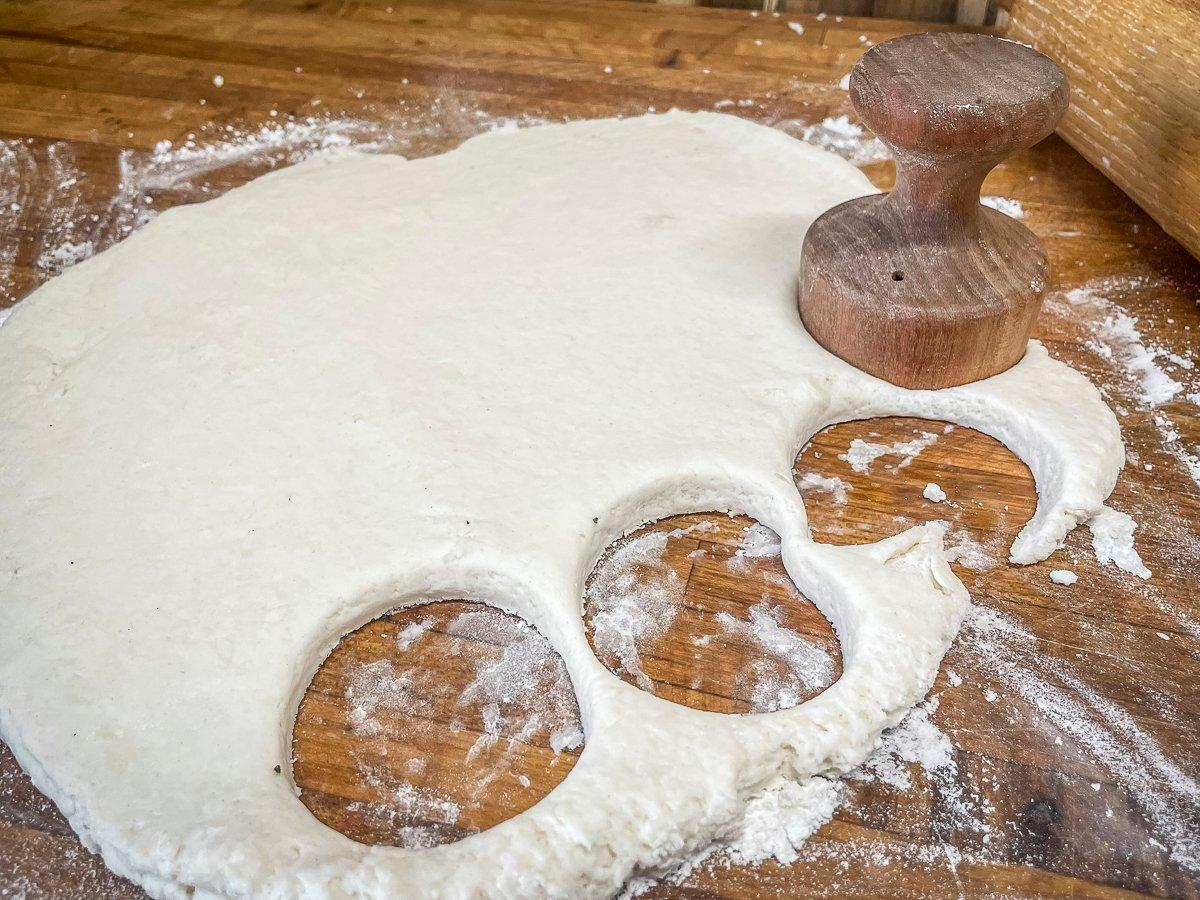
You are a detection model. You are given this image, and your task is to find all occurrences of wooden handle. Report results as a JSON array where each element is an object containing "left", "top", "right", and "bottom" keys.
[{"left": 798, "top": 32, "right": 1069, "bottom": 389}]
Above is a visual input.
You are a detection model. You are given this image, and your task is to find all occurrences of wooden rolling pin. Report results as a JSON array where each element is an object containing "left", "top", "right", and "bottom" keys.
[{"left": 798, "top": 32, "right": 1069, "bottom": 389}]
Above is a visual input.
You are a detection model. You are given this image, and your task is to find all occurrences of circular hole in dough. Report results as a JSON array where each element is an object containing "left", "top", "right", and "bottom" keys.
[
  {"left": 793, "top": 416, "right": 1038, "bottom": 583},
  {"left": 583, "top": 513, "right": 842, "bottom": 714},
  {"left": 292, "top": 600, "right": 583, "bottom": 848}
]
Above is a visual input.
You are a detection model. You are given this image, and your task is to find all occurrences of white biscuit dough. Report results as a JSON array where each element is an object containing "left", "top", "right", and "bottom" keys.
[{"left": 0, "top": 112, "right": 1123, "bottom": 898}]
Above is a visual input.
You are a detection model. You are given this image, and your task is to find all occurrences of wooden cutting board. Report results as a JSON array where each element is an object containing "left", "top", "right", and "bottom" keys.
[{"left": 0, "top": 2, "right": 1197, "bottom": 897}]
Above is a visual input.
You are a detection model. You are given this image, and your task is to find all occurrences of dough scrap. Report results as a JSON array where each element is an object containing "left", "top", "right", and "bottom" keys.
[{"left": 0, "top": 112, "right": 1123, "bottom": 898}]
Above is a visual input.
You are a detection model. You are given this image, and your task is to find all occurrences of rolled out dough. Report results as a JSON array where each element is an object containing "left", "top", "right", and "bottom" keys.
[{"left": 0, "top": 112, "right": 1122, "bottom": 898}]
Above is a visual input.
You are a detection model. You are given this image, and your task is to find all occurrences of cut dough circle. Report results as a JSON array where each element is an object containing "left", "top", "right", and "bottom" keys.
[{"left": 0, "top": 112, "right": 1122, "bottom": 898}]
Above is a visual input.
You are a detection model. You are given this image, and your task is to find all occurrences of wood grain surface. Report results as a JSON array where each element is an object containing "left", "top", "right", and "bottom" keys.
[
  {"left": 1002, "top": 0, "right": 1200, "bottom": 264},
  {"left": 1, "top": 2, "right": 1198, "bottom": 898}
]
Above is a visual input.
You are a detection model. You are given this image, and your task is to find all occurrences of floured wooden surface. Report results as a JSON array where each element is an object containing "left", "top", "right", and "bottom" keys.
[{"left": 0, "top": 2, "right": 1198, "bottom": 897}]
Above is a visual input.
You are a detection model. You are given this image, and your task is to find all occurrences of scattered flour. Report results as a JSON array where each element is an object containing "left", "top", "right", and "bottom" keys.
[
  {"left": 857, "top": 695, "right": 994, "bottom": 841},
  {"left": 940, "top": 528, "right": 997, "bottom": 572},
  {"left": 1141, "top": 584, "right": 1200, "bottom": 643},
  {"left": 980, "top": 195, "right": 1025, "bottom": 219},
  {"left": 448, "top": 609, "right": 584, "bottom": 759},
  {"left": 716, "top": 601, "right": 835, "bottom": 711},
  {"left": 584, "top": 521, "right": 715, "bottom": 689},
  {"left": 338, "top": 603, "right": 582, "bottom": 848},
  {"left": 839, "top": 430, "right": 939, "bottom": 473},
  {"left": 853, "top": 699, "right": 954, "bottom": 791},
  {"left": 961, "top": 607, "right": 1200, "bottom": 873},
  {"left": 1051, "top": 277, "right": 1199, "bottom": 487},
  {"left": 794, "top": 471, "right": 850, "bottom": 505},
  {"left": 590, "top": 519, "right": 837, "bottom": 716},
  {"left": 347, "top": 779, "right": 462, "bottom": 850},
  {"left": 1152, "top": 410, "right": 1200, "bottom": 487},
  {"left": 1087, "top": 306, "right": 1184, "bottom": 406},
  {"left": 727, "top": 522, "right": 783, "bottom": 570},
  {"left": 794, "top": 115, "right": 889, "bottom": 166}
]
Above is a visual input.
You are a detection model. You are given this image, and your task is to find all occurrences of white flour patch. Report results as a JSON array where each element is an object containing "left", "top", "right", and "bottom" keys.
[
  {"left": 980, "top": 195, "right": 1025, "bottom": 219},
  {"left": 781, "top": 115, "right": 889, "bottom": 166},
  {"left": 36, "top": 239, "right": 94, "bottom": 275},
  {"left": 794, "top": 471, "right": 850, "bottom": 505},
  {"left": 395, "top": 617, "right": 434, "bottom": 651},
  {"left": 623, "top": 776, "right": 844, "bottom": 897},
  {"left": 853, "top": 699, "right": 952, "bottom": 791},
  {"left": 1050, "top": 277, "right": 1199, "bottom": 487},
  {"left": 923, "top": 482, "right": 947, "bottom": 503},
  {"left": 447, "top": 609, "right": 584, "bottom": 760},
  {"left": 719, "top": 776, "right": 842, "bottom": 865},
  {"left": 585, "top": 522, "right": 714, "bottom": 690},
  {"left": 717, "top": 601, "right": 836, "bottom": 711},
  {"left": 941, "top": 529, "right": 997, "bottom": 572},
  {"left": 839, "top": 430, "right": 939, "bottom": 473},
  {"left": 728, "top": 522, "right": 783, "bottom": 570},
  {"left": 853, "top": 696, "right": 993, "bottom": 838},
  {"left": 346, "top": 659, "right": 422, "bottom": 736}
]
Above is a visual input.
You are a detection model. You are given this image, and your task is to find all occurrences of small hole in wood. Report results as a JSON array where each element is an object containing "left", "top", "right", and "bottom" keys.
[{"left": 891, "top": 270, "right": 905, "bottom": 282}]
